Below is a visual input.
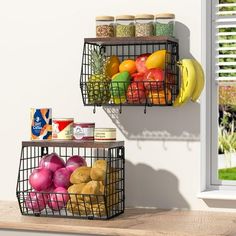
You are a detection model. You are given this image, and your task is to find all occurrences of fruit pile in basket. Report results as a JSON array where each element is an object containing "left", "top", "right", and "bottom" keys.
[
  {"left": 26, "top": 153, "right": 117, "bottom": 216},
  {"left": 87, "top": 48, "right": 172, "bottom": 105},
  {"left": 87, "top": 48, "right": 205, "bottom": 107}
]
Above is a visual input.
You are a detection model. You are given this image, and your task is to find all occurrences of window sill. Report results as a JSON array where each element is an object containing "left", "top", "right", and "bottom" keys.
[{"left": 198, "top": 190, "right": 236, "bottom": 200}]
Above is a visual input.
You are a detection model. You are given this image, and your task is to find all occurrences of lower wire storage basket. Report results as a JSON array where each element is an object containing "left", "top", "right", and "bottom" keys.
[{"left": 16, "top": 140, "right": 125, "bottom": 220}]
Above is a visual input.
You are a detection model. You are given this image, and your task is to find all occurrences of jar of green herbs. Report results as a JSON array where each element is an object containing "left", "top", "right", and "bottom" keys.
[
  {"left": 116, "top": 15, "right": 135, "bottom": 37},
  {"left": 155, "top": 13, "right": 175, "bottom": 37},
  {"left": 135, "top": 14, "right": 154, "bottom": 37}
]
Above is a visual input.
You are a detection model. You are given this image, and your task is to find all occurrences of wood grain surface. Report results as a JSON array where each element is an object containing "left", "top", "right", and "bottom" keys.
[
  {"left": 22, "top": 140, "right": 124, "bottom": 148},
  {"left": 84, "top": 36, "right": 179, "bottom": 45},
  {"left": 1, "top": 202, "right": 236, "bottom": 236}
]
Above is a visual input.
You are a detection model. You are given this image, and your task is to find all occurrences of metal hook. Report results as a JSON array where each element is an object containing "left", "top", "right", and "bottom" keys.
[
  {"left": 144, "top": 105, "right": 147, "bottom": 114},
  {"left": 99, "top": 45, "right": 106, "bottom": 54},
  {"left": 93, "top": 105, "right": 96, "bottom": 114},
  {"left": 119, "top": 104, "right": 122, "bottom": 114},
  {"left": 41, "top": 147, "right": 48, "bottom": 156}
]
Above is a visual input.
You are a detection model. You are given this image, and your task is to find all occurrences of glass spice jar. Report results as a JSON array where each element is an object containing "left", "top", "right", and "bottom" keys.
[
  {"left": 135, "top": 14, "right": 154, "bottom": 37},
  {"left": 115, "top": 15, "right": 135, "bottom": 37},
  {"left": 96, "top": 16, "right": 115, "bottom": 38},
  {"left": 155, "top": 13, "right": 175, "bottom": 37}
]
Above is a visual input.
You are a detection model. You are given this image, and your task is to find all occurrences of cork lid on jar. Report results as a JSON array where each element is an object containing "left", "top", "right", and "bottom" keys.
[
  {"left": 96, "top": 16, "right": 115, "bottom": 21},
  {"left": 155, "top": 13, "right": 175, "bottom": 19},
  {"left": 116, "top": 15, "right": 135, "bottom": 20},
  {"left": 135, "top": 14, "right": 154, "bottom": 20}
]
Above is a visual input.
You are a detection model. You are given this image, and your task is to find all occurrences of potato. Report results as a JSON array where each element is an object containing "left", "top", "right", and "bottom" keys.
[
  {"left": 70, "top": 166, "right": 91, "bottom": 184},
  {"left": 81, "top": 181, "right": 104, "bottom": 203},
  {"left": 90, "top": 167, "right": 106, "bottom": 181},
  {"left": 67, "top": 201, "right": 91, "bottom": 215},
  {"left": 68, "top": 183, "right": 86, "bottom": 203}
]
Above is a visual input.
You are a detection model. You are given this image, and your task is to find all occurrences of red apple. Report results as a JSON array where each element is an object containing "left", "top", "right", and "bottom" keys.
[
  {"left": 126, "top": 82, "right": 146, "bottom": 104},
  {"left": 143, "top": 68, "right": 164, "bottom": 91},
  {"left": 135, "top": 54, "right": 150, "bottom": 74},
  {"left": 131, "top": 72, "right": 145, "bottom": 82}
]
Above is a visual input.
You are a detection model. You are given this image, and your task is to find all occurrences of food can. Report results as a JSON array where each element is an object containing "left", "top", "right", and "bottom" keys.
[
  {"left": 73, "top": 123, "right": 95, "bottom": 140},
  {"left": 94, "top": 128, "right": 116, "bottom": 141},
  {"left": 52, "top": 118, "right": 74, "bottom": 140},
  {"left": 31, "top": 108, "right": 52, "bottom": 140}
]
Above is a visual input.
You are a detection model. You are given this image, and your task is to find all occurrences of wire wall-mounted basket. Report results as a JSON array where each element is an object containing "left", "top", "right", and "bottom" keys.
[
  {"left": 80, "top": 36, "right": 179, "bottom": 113},
  {"left": 16, "top": 140, "right": 125, "bottom": 220}
]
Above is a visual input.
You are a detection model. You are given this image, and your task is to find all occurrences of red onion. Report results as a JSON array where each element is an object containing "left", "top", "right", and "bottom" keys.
[
  {"left": 44, "top": 183, "right": 56, "bottom": 192},
  {"left": 43, "top": 184, "right": 56, "bottom": 199},
  {"left": 66, "top": 155, "right": 87, "bottom": 173},
  {"left": 53, "top": 167, "right": 71, "bottom": 188},
  {"left": 25, "top": 192, "right": 48, "bottom": 212},
  {"left": 48, "top": 187, "right": 69, "bottom": 211},
  {"left": 40, "top": 153, "right": 65, "bottom": 173},
  {"left": 29, "top": 167, "right": 52, "bottom": 191}
]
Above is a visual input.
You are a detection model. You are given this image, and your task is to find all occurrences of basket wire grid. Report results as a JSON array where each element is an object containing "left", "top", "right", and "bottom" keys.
[
  {"left": 80, "top": 39, "right": 179, "bottom": 113},
  {"left": 16, "top": 143, "right": 125, "bottom": 220}
]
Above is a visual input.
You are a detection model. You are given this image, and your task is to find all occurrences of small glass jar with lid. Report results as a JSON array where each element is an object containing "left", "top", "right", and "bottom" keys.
[
  {"left": 115, "top": 15, "right": 135, "bottom": 37},
  {"left": 135, "top": 14, "right": 154, "bottom": 37},
  {"left": 96, "top": 16, "right": 115, "bottom": 38},
  {"left": 155, "top": 13, "right": 175, "bottom": 37}
]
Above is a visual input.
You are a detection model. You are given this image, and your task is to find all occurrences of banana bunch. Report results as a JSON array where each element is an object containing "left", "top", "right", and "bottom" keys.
[{"left": 173, "top": 59, "right": 205, "bottom": 107}]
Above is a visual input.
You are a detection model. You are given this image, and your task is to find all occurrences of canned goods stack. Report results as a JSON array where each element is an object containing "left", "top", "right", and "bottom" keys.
[
  {"left": 73, "top": 123, "right": 95, "bottom": 140},
  {"left": 52, "top": 118, "right": 74, "bottom": 140},
  {"left": 30, "top": 109, "right": 117, "bottom": 141},
  {"left": 94, "top": 128, "right": 116, "bottom": 141}
]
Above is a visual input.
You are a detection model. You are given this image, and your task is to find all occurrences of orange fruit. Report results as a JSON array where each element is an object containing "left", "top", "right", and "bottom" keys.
[
  {"left": 148, "top": 89, "right": 171, "bottom": 105},
  {"left": 119, "top": 59, "right": 136, "bottom": 74}
]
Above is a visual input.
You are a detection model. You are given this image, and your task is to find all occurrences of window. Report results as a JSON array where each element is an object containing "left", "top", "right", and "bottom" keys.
[
  {"left": 213, "top": 0, "right": 236, "bottom": 186},
  {"left": 202, "top": 0, "right": 236, "bottom": 192}
]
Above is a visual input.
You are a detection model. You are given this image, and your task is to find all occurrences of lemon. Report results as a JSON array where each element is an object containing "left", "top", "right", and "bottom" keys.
[{"left": 145, "top": 50, "right": 167, "bottom": 70}]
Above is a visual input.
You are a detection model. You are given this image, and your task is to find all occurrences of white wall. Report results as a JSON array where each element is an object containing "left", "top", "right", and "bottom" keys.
[{"left": 0, "top": 0, "right": 230, "bottom": 211}]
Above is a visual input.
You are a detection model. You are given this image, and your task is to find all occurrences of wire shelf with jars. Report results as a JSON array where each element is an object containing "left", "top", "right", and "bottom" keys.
[{"left": 80, "top": 36, "right": 179, "bottom": 113}]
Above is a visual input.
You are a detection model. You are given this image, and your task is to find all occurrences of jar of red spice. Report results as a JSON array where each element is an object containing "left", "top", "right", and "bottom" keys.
[{"left": 96, "top": 16, "right": 115, "bottom": 38}]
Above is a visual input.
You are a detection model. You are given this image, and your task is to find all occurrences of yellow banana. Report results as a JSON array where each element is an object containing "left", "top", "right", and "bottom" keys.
[
  {"left": 173, "top": 59, "right": 197, "bottom": 107},
  {"left": 190, "top": 59, "right": 205, "bottom": 102}
]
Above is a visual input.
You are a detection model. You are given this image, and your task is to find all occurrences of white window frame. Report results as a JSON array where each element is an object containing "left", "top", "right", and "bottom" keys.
[{"left": 200, "top": 0, "right": 236, "bottom": 199}]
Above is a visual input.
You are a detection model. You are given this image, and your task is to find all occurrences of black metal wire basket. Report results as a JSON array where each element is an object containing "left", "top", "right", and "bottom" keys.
[
  {"left": 80, "top": 36, "right": 179, "bottom": 112},
  {"left": 16, "top": 140, "right": 125, "bottom": 220}
]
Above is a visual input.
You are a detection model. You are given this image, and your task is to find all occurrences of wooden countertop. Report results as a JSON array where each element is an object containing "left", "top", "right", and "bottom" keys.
[{"left": 1, "top": 201, "right": 236, "bottom": 236}]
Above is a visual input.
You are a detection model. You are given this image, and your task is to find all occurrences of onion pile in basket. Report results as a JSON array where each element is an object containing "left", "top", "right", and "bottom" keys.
[{"left": 26, "top": 153, "right": 86, "bottom": 213}]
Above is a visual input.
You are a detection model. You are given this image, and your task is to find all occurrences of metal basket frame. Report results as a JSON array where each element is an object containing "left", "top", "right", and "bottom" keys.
[
  {"left": 80, "top": 37, "right": 179, "bottom": 113},
  {"left": 16, "top": 141, "right": 125, "bottom": 220}
]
